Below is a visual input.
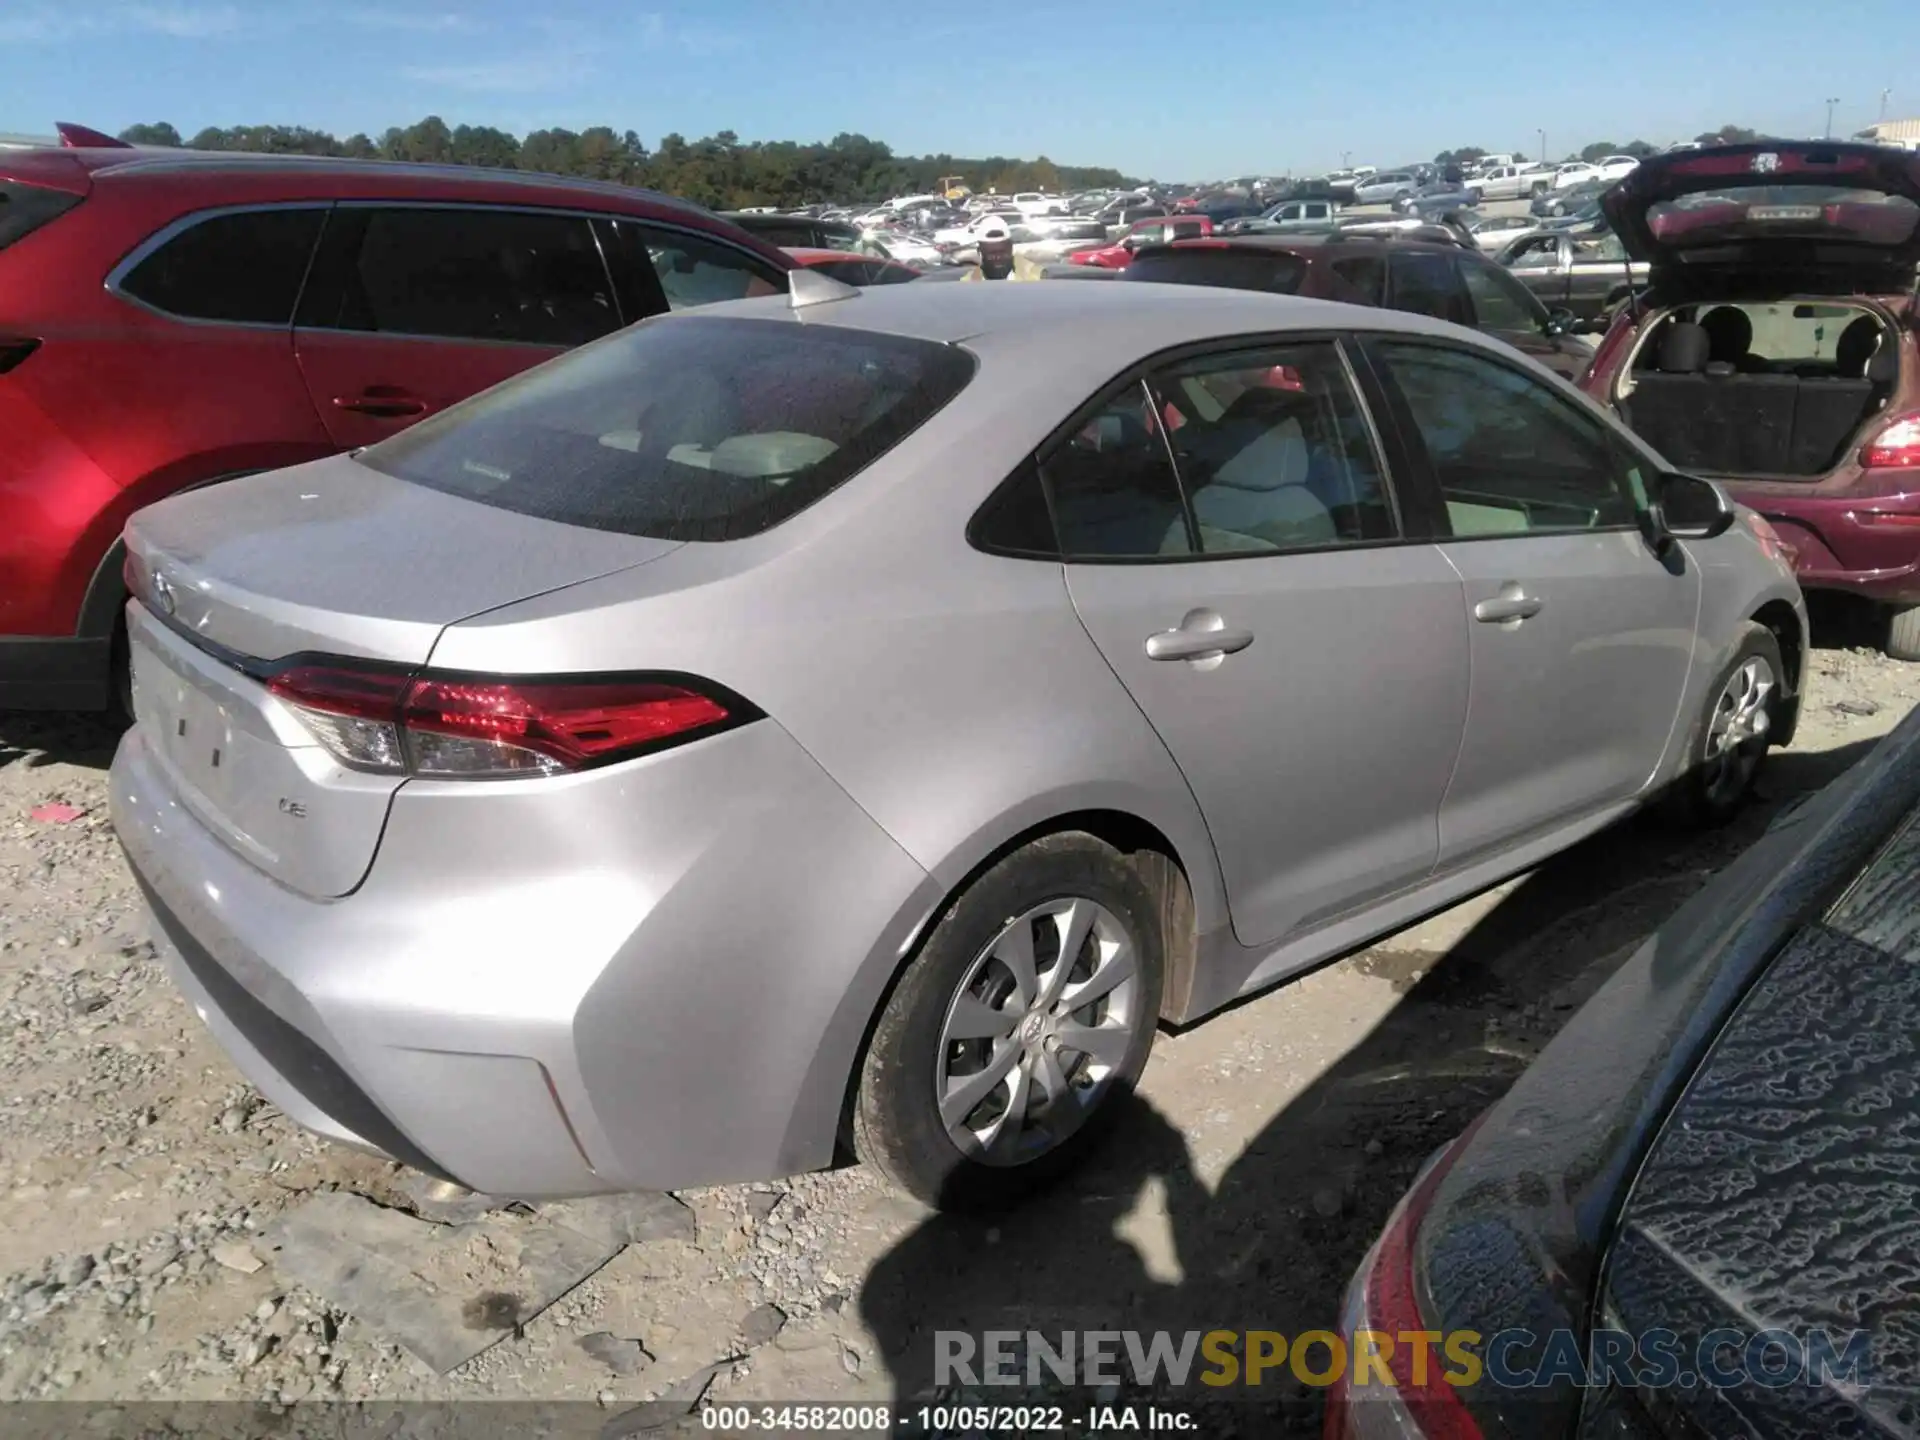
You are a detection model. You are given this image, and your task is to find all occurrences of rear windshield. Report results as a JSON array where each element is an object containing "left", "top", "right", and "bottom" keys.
[
  {"left": 358, "top": 316, "right": 976, "bottom": 541},
  {"left": 1649, "top": 185, "right": 1920, "bottom": 248},
  {"left": 1124, "top": 250, "right": 1308, "bottom": 294}
]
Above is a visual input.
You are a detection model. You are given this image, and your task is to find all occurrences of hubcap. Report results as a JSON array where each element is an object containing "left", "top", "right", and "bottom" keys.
[
  {"left": 1701, "top": 656, "right": 1777, "bottom": 805},
  {"left": 935, "top": 897, "right": 1141, "bottom": 1167}
]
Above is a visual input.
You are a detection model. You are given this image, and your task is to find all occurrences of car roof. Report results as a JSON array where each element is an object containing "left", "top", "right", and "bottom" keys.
[
  {"left": 47, "top": 146, "right": 716, "bottom": 220},
  {"left": 1162, "top": 232, "right": 1471, "bottom": 256},
  {"left": 691, "top": 275, "right": 1478, "bottom": 376}
]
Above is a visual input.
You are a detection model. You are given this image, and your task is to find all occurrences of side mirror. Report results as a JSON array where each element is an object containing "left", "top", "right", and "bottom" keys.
[
  {"left": 1643, "top": 471, "right": 1736, "bottom": 555},
  {"left": 1543, "top": 308, "right": 1577, "bottom": 338}
]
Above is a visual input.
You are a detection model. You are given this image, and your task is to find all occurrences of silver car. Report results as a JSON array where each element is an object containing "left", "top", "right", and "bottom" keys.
[{"left": 110, "top": 279, "right": 1807, "bottom": 1211}]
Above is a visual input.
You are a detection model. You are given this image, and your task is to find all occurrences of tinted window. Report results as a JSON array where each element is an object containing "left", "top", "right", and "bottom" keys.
[
  {"left": 328, "top": 208, "right": 616, "bottom": 346},
  {"left": 647, "top": 230, "right": 784, "bottom": 310},
  {"left": 1151, "top": 343, "right": 1394, "bottom": 554},
  {"left": 1375, "top": 342, "right": 1637, "bottom": 535},
  {"left": 971, "top": 462, "right": 1058, "bottom": 556},
  {"left": 119, "top": 207, "right": 324, "bottom": 324},
  {"left": 359, "top": 316, "right": 974, "bottom": 542},
  {"left": 1458, "top": 258, "right": 1548, "bottom": 332},
  {"left": 805, "top": 258, "right": 876, "bottom": 285},
  {"left": 1388, "top": 252, "right": 1470, "bottom": 325},
  {"left": 1330, "top": 255, "right": 1386, "bottom": 305},
  {"left": 734, "top": 219, "right": 817, "bottom": 248},
  {"left": 1040, "top": 381, "right": 1192, "bottom": 559},
  {"left": 1123, "top": 250, "right": 1308, "bottom": 294}
]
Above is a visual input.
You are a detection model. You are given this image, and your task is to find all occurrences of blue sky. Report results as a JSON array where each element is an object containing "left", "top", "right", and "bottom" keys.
[{"left": 1, "top": 0, "right": 1909, "bottom": 179}]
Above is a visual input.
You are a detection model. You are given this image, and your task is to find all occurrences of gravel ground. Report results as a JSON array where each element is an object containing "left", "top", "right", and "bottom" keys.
[{"left": 2, "top": 623, "right": 1915, "bottom": 1435}]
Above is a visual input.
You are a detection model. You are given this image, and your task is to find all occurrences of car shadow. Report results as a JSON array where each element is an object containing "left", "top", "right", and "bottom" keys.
[
  {"left": 859, "top": 738, "right": 1885, "bottom": 1437},
  {"left": 0, "top": 711, "right": 125, "bottom": 773}
]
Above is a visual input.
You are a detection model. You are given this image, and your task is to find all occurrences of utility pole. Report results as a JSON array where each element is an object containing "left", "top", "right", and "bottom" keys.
[
  {"left": 1825, "top": 97, "right": 1840, "bottom": 139},
  {"left": 1537, "top": 128, "right": 1546, "bottom": 164},
  {"left": 1882, "top": 89, "right": 1892, "bottom": 123}
]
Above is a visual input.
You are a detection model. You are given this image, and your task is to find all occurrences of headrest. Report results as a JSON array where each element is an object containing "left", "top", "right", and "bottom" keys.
[
  {"left": 1867, "top": 342, "right": 1898, "bottom": 384},
  {"left": 1657, "top": 323, "right": 1710, "bottom": 373},
  {"left": 708, "top": 432, "right": 839, "bottom": 479},
  {"left": 1700, "top": 306, "right": 1753, "bottom": 360},
  {"left": 1836, "top": 316, "right": 1881, "bottom": 377}
]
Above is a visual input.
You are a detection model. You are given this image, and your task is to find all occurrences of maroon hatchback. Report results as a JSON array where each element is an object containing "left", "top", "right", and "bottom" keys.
[{"left": 1584, "top": 141, "right": 1920, "bottom": 656}]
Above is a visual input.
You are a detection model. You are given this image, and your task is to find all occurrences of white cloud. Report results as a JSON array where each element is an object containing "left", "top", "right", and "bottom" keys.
[
  {"left": 120, "top": 3, "right": 244, "bottom": 37},
  {"left": 0, "top": 3, "right": 246, "bottom": 42}
]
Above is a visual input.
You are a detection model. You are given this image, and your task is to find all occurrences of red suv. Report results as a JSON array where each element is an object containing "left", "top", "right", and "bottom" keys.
[
  {"left": 1585, "top": 141, "right": 1920, "bottom": 655},
  {"left": 0, "top": 134, "right": 793, "bottom": 711}
]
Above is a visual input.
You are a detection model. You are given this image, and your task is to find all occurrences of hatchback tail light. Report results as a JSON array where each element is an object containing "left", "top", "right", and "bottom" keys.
[
  {"left": 1861, "top": 412, "right": 1920, "bottom": 470},
  {"left": 267, "top": 664, "right": 750, "bottom": 779},
  {"left": 1323, "top": 1115, "right": 1490, "bottom": 1440}
]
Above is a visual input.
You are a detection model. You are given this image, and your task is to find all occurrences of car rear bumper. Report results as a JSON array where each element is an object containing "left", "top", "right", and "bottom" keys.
[
  {"left": 110, "top": 716, "right": 939, "bottom": 1198},
  {"left": 1727, "top": 484, "right": 1920, "bottom": 604}
]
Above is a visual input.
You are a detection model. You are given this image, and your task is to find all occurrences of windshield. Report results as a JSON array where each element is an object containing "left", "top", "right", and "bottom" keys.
[{"left": 359, "top": 316, "right": 976, "bottom": 541}]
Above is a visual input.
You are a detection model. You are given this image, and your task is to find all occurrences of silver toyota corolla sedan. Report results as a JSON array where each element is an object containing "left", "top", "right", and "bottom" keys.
[{"left": 110, "top": 277, "right": 1806, "bottom": 1211}]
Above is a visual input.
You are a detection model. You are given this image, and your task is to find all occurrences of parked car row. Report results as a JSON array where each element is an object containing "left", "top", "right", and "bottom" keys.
[{"left": 8, "top": 132, "right": 1919, "bottom": 1340}]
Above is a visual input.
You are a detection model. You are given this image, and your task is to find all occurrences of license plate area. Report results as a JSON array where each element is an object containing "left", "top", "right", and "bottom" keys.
[{"left": 1748, "top": 204, "right": 1823, "bottom": 222}]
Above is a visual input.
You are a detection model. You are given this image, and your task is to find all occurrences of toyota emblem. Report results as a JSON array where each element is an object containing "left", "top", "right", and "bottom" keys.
[{"left": 151, "top": 570, "right": 176, "bottom": 617}]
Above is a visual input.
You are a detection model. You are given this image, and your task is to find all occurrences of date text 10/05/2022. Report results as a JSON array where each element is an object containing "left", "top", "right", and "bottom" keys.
[{"left": 698, "top": 1405, "right": 1198, "bottom": 1431}]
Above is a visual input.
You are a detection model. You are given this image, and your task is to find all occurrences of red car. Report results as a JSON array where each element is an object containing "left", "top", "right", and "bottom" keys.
[
  {"left": 1584, "top": 141, "right": 1920, "bottom": 655},
  {"left": 0, "top": 127, "right": 793, "bottom": 712},
  {"left": 782, "top": 247, "right": 925, "bottom": 285},
  {"left": 1067, "top": 213, "right": 1214, "bottom": 269}
]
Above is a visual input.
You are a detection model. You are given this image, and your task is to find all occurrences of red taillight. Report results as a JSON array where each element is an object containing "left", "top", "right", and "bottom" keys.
[
  {"left": 403, "top": 677, "right": 730, "bottom": 775},
  {"left": 1861, "top": 412, "right": 1920, "bottom": 470},
  {"left": 1324, "top": 1115, "right": 1491, "bottom": 1440},
  {"left": 0, "top": 337, "right": 40, "bottom": 375},
  {"left": 266, "top": 665, "right": 741, "bottom": 778}
]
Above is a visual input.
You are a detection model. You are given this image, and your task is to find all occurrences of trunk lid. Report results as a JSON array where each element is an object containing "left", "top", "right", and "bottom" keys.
[
  {"left": 123, "top": 455, "right": 682, "bottom": 898},
  {"left": 1604, "top": 141, "right": 1920, "bottom": 299}
]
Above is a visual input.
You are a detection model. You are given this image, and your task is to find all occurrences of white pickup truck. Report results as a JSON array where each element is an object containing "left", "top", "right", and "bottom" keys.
[{"left": 1468, "top": 162, "right": 1557, "bottom": 201}]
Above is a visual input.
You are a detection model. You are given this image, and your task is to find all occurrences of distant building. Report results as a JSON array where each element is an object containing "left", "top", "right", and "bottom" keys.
[{"left": 1854, "top": 119, "right": 1920, "bottom": 149}]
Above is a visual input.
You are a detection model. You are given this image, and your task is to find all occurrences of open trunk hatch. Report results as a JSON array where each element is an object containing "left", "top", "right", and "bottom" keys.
[
  {"left": 122, "top": 456, "right": 683, "bottom": 898},
  {"left": 1604, "top": 142, "right": 1920, "bottom": 299}
]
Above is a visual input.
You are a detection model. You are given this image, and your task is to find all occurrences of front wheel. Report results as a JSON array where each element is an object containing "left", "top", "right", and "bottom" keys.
[
  {"left": 1659, "top": 623, "right": 1783, "bottom": 828},
  {"left": 1886, "top": 603, "right": 1920, "bottom": 662},
  {"left": 852, "top": 833, "right": 1165, "bottom": 1211}
]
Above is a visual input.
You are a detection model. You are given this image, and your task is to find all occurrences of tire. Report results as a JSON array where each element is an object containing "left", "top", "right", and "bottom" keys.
[
  {"left": 1659, "top": 622, "right": 1784, "bottom": 829},
  {"left": 852, "top": 832, "right": 1166, "bottom": 1211},
  {"left": 1886, "top": 603, "right": 1920, "bottom": 662}
]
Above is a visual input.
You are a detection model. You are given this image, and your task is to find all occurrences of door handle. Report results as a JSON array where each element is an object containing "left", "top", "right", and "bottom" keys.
[
  {"left": 333, "top": 391, "right": 427, "bottom": 418},
  {"left": 1474, "top": 587, "right": 1544, "bottom": 624},
  {"left": 1145, "top": 611, "right": 1255, "bottom": 662}
]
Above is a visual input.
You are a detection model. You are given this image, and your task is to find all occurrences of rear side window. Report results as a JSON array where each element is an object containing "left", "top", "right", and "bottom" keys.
[
  {"left": 1124, "top": 250, "right": 1308, "bottom": 294},
  {"left": 0, "top": 181, "right": 83, "bottom": 253},
  {"left": 358, "top": 316, "right": 975, "bottom": 542},
  {"left": 325, "top": 207, "right": 617, "bottom": 347},
  {"left": 1388, "top": 252, "right": 1471, "bottom": 325},
  {"left": 118, "top": 207, "right": 324, "bottom": 325},
  {"left": 1039, "top": 381, "right": 1192, "bottom": 559},
  {"left": 1330, "top": 255, "right": 1386, "bottom": 305}
]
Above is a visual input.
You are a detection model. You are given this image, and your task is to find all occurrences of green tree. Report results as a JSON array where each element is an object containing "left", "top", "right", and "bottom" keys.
[
  {"left": 1694, "top": 124, "right": 1764, "bottom": 146},
  {"left": 118, "top": 122, "right": 182, "bottom": 146}
]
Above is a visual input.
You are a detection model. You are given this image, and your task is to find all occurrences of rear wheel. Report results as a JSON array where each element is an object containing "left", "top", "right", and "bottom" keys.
[
  {"left": 1659, "top": 623, "right": 1783, "bottom": 828},
  {"left": 852, "top": 833, "right": 1165, "bottom": 1211},
  {"left": 1886, "top": 603, "right": 1920, "bottom": 662}
]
